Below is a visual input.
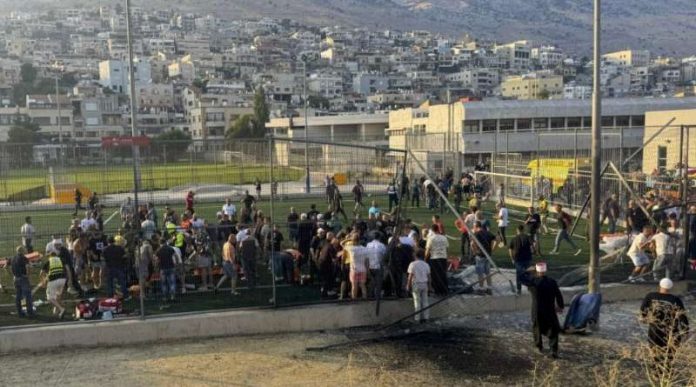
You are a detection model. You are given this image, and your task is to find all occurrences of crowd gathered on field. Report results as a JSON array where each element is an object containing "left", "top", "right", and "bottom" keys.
[{"left": 4, "top": 167, "right": 695, "bottom": 321}]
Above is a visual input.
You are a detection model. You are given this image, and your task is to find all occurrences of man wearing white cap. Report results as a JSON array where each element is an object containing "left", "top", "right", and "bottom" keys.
[
  {"left": 521, "top": 262, "right": 564, "bottom": 358},
  {"left": 640, "top": 278, "right": 689, "bottom": 376}
]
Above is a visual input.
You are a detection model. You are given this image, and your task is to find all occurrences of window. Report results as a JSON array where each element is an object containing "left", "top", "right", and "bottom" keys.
[
  {"left": 86, "top": 117, "right": 99, "bottom": 125},
  {"left": 567, "top": 117, "right": 581, "bottom": 129},
  {"left": 583, "top": 117, "right": 592, "bottom": 128},
  {"left": 463, "top": 120, "right": 479, "bottom": 133},
  {"left": 657, "top": 146, "right": 667, "bottom": 172},
  {"left": 632, "top": 115, "right": 645, "bottom": 127},
  {"left": 85, "top": 102, "right": 98, "bottom": 112},
  {"left": 533, "top": 118, "right": 548, "bottom": 130},
  {"left": 616, "top": 116, "right": 630, "bottom": 127},
  {"left": 482, "top": 119, "right": 497, "bottom": 132},
  {"left": 601, "top": 116, "right": 615, "bottom": 127},
  {"left": 550, "top": 118, "right": 565, "bottom": 129},
  {"left": 499, "top": 119, "right": 514, "bottom": 131},
  {"left": 517, "top": 119, "right": 531, "bottom": 130}
]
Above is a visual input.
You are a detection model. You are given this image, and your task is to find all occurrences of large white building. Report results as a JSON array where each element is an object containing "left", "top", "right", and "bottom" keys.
[{"left": 99, "top": 59, "right": 152, "bottom": 94}]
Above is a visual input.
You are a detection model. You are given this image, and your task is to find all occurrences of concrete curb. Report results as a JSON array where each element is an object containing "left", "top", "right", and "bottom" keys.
[{"left": 0, "top": 282, "right": 686, "bottom": 355}]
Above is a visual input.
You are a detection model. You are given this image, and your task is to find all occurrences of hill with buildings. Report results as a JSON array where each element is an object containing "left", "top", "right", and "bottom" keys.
[{"left": 1, "top": 0, "right": 695, "bottom": 54}]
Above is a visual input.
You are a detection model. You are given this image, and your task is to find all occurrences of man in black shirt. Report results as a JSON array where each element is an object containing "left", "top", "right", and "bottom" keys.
[
  {"left": 472, "top": 221, "right": 496, "bottom": 294},
  {"left": 287, "top": 207, "right": 299, "bottom": 245},
  {"left": 524, "top": 206, "right": 542, "bottom": 254},
  {"left": 521, "top": 262, "right": 564, "bottom": 358},
  {"left": 640, "top": 278, "right": 689, "bottom": 376},
  {"left": 627, "top": 200, "right": 649, "bottom": 234},
  {"left": 10, "top": 246, "right": 34, "bottom": 317},
  {"left": 155, "top": 241, "right": 177, "bottom": 301},
  {"left": 509, "top": 225, "right": 535, "bottom": 295},
  {"left": 352, "top": 180, "right": 364, "bottom": 215},
  {"left": 103, "top": 237, "right": 128, "bottom": 299},
  {"left": 297, "top": 214, "right": 315, "bottom": 270}
]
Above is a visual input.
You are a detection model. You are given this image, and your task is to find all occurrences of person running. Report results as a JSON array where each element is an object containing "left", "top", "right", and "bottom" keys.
[
  {"left": 352, "top": 180, "right": 365, "bottom": 215},
  {"left": 640, "top": 278, "right": 689, "bottom": 380},
  {"left": 88, "top": 191, "right": 99, "bottom": 211},
  {"left": 521, "top": 262, "right": 564, "bottom": 359},
  {"left": 548, "top": 204, "right": 582, "bottom": 256}
]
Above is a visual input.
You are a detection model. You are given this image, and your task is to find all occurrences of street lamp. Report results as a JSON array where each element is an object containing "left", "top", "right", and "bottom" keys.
[
  {"left": 588, "top": 0, "right": 602, "bottom": 295},
  {"left": 300, "top": 52, "right": 318, "bottom": 194}
]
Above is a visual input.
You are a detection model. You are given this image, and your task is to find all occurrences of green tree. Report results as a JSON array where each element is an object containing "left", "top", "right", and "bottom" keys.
[
  {"left": 308, "top": 95, "right": 330, "bottom": 109},
  {"left": 20, "top": 63, "right": 37, "bottom": 84},
  {"left": 7, "top": 118, "right": 41, "bottom": 166},
  {"left": 253, "top": 86, "right": 270, "bottom": 136},
  {"left": 226, "top": 114, "right": 256, "bottom": 140},
  {"left": 152, "top": 129, "right": 192, "bottom": 161},
  {"left": 537, "top": 89, "right": 551, "bottom": 100}
]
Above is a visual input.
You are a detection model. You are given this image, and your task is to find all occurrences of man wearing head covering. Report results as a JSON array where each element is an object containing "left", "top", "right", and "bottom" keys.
[
  {"left": 521, "top": 262, "right": 564, "bottom": 358},
  {"left": 640, "top": 278, "right": 689, "bottom": 376}
]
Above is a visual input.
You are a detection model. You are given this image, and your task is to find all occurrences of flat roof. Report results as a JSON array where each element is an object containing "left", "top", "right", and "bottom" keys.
[{"left": 461, "top": 97, "right": 696, "bottom": 119}]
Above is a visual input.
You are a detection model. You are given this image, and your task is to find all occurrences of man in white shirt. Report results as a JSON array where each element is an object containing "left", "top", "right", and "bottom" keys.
[
  {"left": 222, "top": 198, "right": 237, "bottom": 221},
  {"left": 80, "top": 212, "right": 97, "bottom": 231},
  {"left": 627, "top": 225, "right": 653, "bottom": 282},
  {"left": 651, "top": 225, "right": 674, "bottom": 281},
  {"left": 496, "top": 202, "right": 509, "bottom": 248},
  {"left": 425, "top": 224, "right": 449, "bottom": 296},
  {"left": 20, "top": 216, "right": 35, "bottom": 253},
  {"left": 141, "top": 218, "right": 156, "bottom": 241},
  {"left": 407, "top": 252, "right": 431, "bottom": 323},
  {"left": 366, "top": 237, "right": 387, "bottom": 300}
]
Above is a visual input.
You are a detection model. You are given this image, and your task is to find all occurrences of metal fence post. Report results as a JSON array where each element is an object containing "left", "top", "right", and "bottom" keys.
[{"left": 268, "top": 136, "right": 277, "bottom": 306}]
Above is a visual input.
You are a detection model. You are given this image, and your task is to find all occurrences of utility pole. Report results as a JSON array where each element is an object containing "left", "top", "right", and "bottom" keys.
[
  {"left": 55, "top": 76, "right": 63, "bottom": 168},
  {"left": 303, "top": 59, "right": 310, "bottom": 193},
  {"left": 588, "top": 0, "right": 602, "bottom": 295},
  {"left": 126, "top": 0, "right": 143, "bottom": 318}
]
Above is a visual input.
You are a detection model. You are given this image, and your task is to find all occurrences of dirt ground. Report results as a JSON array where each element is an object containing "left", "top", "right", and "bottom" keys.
[{"left": 1, "top": 298, "right": 694, "bottom": 387}]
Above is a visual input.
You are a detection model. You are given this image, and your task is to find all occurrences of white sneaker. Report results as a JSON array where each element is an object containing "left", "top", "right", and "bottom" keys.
[
  {"left": 548, "top": 251, "right": 559, "bottom": 255},
  {"left": 574, "top": 249, "right": 582, "bottom": 256}
]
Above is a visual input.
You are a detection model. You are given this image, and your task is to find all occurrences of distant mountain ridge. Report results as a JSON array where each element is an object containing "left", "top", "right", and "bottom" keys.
[{"left": 2, "top": 0, "right": 695, "bottom": 55}]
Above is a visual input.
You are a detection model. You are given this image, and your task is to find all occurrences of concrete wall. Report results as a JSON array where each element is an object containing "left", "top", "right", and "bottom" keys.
[{"left": 0, "top": 282, "right": 686, "bottom": 355}]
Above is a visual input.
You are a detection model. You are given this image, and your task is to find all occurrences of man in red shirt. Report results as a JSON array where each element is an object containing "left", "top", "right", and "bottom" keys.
[
  {"left": 431, "top": 215, "right": 445, "bottom": 235},
  {"left": 185, "top": 191, "right": 195, "bottom": 213}
]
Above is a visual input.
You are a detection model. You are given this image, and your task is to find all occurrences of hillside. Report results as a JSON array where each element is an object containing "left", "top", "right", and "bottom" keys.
[{"left": 1, "top": 0, "right": 695, "bottom": 55}]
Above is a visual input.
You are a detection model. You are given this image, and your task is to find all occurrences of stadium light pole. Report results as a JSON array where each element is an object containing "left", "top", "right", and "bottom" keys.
[
  {"left": 303, "top": 59, "right": 310, "bottom": 193},
  {"left": 588, "top": 0, "right": 602, "bottom": 295},
  {"left": 126, "top": 0, "right": 144, "bottom": 318}
]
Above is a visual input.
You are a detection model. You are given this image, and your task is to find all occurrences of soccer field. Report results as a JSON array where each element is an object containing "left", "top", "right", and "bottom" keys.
[
  {"left": 0, "top": 163, "right": 302, "bottom": 201},
  {"left": 0, "top": 194, "right": 621, "bottom": 328}
]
